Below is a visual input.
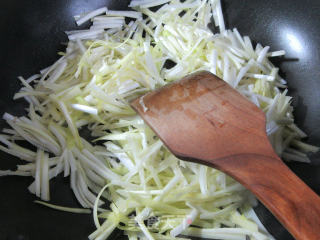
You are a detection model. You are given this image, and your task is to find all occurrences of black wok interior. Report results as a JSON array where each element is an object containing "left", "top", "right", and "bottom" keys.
[{"left": 0, "top": 0, "right": 319, "bottom": 239}]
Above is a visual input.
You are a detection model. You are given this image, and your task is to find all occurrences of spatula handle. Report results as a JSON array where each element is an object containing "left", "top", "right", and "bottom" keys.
[{"left": 215, "top": 154, "right": 320, "bottom": 240}]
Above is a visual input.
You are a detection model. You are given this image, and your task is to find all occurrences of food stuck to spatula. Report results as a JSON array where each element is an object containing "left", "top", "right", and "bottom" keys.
[{"left": 0, "top": 0, "right": 319, "bottom": 240}]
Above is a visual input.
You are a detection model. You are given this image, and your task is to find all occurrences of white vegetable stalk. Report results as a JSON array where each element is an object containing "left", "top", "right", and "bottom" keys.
[
  {"left": 129, "top": 0, "right": 172, "bottom": 8},
  {"left": 76, "top": 7, "right": 108, "bottom": 26},
  {"left": 106, "top": 10, "right": 142, "bottom": 19},
  {"left": 71, "top": 104, "right": 98, "bottom": 115},
  {"left": 68, "top": 29, "right": 104, "bottom": 41},
  {"left": 34, "top": 201, "right": 91, "bottom": 214},
  {"left": 170, "top": 207, "right": 198, "bottom": 237},
  {"left": 0, "top": 1, "right": 317, "bottom": 240}
]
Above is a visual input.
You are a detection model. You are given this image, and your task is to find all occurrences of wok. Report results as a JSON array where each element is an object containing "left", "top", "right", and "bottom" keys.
[{"left": 0, "top": 0, "right": 319, "bottom": 239}]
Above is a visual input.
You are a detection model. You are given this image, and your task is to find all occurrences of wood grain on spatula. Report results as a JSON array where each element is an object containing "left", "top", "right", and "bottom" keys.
[{"left": 131, "top": 71, "right": 320, "bottom": 240}]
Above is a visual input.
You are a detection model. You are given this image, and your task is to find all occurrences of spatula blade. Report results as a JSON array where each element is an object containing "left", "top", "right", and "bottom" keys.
[{"left": 131, "top": 71, "right": 274, "bottom": 163}]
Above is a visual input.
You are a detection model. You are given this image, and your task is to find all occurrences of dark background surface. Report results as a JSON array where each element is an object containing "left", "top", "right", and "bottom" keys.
[{"left": 0, "top": 0, "right": 319, "bottom": 239}]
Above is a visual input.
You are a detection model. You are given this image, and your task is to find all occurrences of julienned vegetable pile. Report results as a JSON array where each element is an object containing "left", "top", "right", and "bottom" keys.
[{"left": 0, "top": 0, "right": 318, "bottom": 239}]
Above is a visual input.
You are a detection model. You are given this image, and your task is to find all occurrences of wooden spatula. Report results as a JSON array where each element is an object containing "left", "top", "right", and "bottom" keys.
[{"left": 131, "top": 71, "right": 320, "bottom": 240}]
